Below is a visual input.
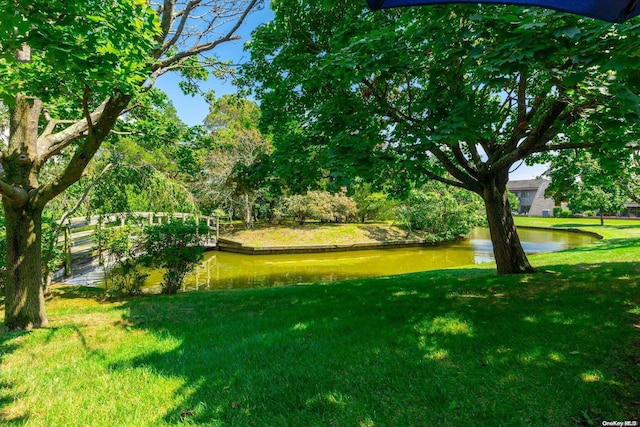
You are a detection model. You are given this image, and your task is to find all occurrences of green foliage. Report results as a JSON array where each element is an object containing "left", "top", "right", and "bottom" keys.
[
  {"left": 507, "top": 191, "right": 520, "bottom": 213},
  {"left": 140, "top": 220, "right": 208, "bottom": 295},
  {"left": 351, "top": 180, "right": 395, "bottom": 222},
  {"left": 283, "top": 191, "right": 358, "bottom": 224},
  {"left": 284, "top": 194, "right": 312, "bottom": 225},
  {"left": 95, "top": 223, "right": 147, "bottom": 297},
  {"left": 195, "top": 95, "right": 273, "bottom": 222},
  {"left": 545, "top": 150, "right": 628, "bottom": 220},
  {"left": 568, "top": 186, "right": 626, "bottom": 216},
  {"left": 395, "top": 183, "right": 484, "bottom": 241},
  {"left": 244, "top": 2, "right": 640, "bottom": 190},
  {"left": 0, "top": 0, "right": 160, "bottom": 104}
]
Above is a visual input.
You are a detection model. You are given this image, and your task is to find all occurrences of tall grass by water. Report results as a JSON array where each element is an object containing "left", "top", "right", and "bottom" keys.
[{"left": 1, "top": 218, "right": 639, "bottom": 426}]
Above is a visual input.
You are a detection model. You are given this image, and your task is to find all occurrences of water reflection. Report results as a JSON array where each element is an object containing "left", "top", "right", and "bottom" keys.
[{"left": 176, "top": 227, "right": 596, "bottom": 291}]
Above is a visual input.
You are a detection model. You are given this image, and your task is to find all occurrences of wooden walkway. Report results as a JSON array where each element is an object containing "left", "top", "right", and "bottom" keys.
[{"left": 54, "top": 212, "right": 220, "bottom": 285}]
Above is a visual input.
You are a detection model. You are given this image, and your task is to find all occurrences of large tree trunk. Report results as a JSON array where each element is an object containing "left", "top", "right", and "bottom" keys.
[
  {"left": 481, "top": 174, "right": 535, "bottom": 275},
  {"left": 2, "top": 94, "right": 48, "bottom": 330},
  {"left": 2, "top": 202, "right": 48, "bottom": 330}
]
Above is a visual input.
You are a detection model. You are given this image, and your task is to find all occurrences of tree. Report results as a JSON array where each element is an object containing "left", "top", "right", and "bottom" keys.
[
  {"left": 544, "top": 149, "right": 628, "bottom": 225},
  {"left": 199, "top": 95, "right": 272, "bottom": 228},
  {"left": 243, "top": 2, "right": 640, "bottom": 275},
  {"left": 1, "top": 0, "right": 262, "bottom": 330}
]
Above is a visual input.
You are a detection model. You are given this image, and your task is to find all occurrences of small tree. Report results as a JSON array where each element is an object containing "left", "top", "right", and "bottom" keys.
[
  {"left": 285, "top": 194, "right": 312, "bottom": 225},
  {"left": 545, "top": 149, "right": 628, "bottom": 225},
  {"left": 95, "top": 223, "right": 147, "bottom": 297},
  {"left": 352, "top": 181, "right": 393, "bottom": 223},
  {"left": 330, "top": 191, "right": 358, "bottom": 223},
  {"left": 140, "top": 220, "right": 208, "bottom": 295}
]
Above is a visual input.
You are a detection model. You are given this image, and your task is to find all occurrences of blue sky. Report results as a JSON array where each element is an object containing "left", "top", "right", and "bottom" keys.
[{"left": 155, "top": 3, "right": 274, "bottom": 127}]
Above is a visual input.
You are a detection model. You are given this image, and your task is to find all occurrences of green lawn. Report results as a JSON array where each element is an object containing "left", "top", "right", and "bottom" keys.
[
  {"left": 226, "top": 221, "right": 421, "bottom": 247},
  {"left": 1, "top": 219, "right": 639, "bottom": 426}
]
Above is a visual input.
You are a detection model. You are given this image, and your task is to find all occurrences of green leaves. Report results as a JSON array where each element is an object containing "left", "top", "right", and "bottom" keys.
[
  {"left": 243, "top": 1, "right": 640, "bottom": 194},
  {"left": 0, "top": 0, "right": 160, "bottom": 105},
  {"left": 140, "top": 220, "right": 208, "bottom": 294}
]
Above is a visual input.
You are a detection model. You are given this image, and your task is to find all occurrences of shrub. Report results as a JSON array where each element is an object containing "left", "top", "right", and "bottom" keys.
[
  {"left": 140, "top": 220, "right": 208, "bottom": 294},
  {"left": 307, "top": 191, "right": 334, "bottom": 223},
  {"left": 96, "top": 224, "right": 147, "bottom": 297},
  {"left": 395, "top": 183, "right": 484, "bottom": 241},
  {"left": 284, "top": 194, "right": 312, "bottom": 225},
  {"left": 330, "top": 191, "right": 358, "bottom": 223}
]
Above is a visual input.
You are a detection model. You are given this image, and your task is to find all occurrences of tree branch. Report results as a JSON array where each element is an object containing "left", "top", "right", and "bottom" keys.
[
  {"left": 152, "top": 0, "right": 259, "bottom": 71},
  {"left": 429, "top": 145, "right": 478, "bottom": 188},
  {"left": 0, "top": 179, "right": 28, "bottom": 204},
  {"left": 37, "top": 99, "right": 110, "bottom": 163},
  {"left": 414, "top": 163, "right": 477, "bottom": 193},
  {"left": 33, "top": 94, "right": 131, "bottom": 208},
  {"left": 452, "top": 142, "right": 479, "bottom": 179}
]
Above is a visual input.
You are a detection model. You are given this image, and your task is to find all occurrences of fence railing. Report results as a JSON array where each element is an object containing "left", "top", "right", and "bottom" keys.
[{"left": 58, "top": 212, "right": 223, "bottom": 277}]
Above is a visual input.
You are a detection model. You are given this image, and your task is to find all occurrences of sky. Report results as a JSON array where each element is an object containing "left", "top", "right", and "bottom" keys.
[
  {"left": 154, "top": 3, "right": 274, "bottom": 127},
  {"left": 155, "top": 2, "right": 546, "bottom": 181}
]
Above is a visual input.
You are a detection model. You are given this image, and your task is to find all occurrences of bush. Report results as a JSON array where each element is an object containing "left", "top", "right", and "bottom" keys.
[
  {"left": 284, "top": 194, "right": 312, "bottom": 225},
  {"left": 307, "top": 191, "right": 334, "bottom": 223},
  {"left": 96, "top": 224, "right": 147, "bottom": 297},
  {"left": 553, "top": 207, "right": 572, "bottom": 218},
  {"left": 395, "top": 183, "right": 484, "bottom": 241},
  {"left": 284, "top": 190, "right": 358, "bottom": 224},
  {"left": 140, "top": 220, "right": 208, "bottom": 294},
  {"left": 330, "top": 191, "right": 358, "bottom": 223}
]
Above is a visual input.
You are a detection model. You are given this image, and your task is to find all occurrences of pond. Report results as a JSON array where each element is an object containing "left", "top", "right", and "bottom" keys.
[{"left": 147, "top": 226, "right": 596, "bottom": 292}]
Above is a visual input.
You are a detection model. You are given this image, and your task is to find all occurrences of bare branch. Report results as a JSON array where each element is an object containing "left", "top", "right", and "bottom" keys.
[{"left": 152, "top": 0, "right": 260, "bottom": 72}]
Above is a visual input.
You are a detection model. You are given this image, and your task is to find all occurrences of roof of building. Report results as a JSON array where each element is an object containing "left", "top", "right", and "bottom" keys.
[{"left": 507, "top": 179, "right": 550, "bottom": 190}]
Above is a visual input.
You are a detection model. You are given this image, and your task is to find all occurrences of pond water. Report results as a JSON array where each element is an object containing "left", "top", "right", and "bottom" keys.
[{"left": 146, "top": 226, "right": 595, "bottom": 292}]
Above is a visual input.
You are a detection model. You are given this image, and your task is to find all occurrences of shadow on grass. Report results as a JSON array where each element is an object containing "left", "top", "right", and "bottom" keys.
[
  {"left": 0, "top": 327, "right": 29, "bottom": 425},
  {"left": 109, "top": 262, "right": 639, "bottom": 426}
]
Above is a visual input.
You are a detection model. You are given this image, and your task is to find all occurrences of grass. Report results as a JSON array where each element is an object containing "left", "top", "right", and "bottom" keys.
[
  {"left": 226, "top": 221, "right": 423, "bottom": 247},
  {"left": 1, "top": 219, "right": 639, "bottom": 426}
]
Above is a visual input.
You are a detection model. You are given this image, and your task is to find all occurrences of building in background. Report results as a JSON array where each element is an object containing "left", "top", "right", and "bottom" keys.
[{"left": 507, "top": 179, "right": 557, "bottom": 217}]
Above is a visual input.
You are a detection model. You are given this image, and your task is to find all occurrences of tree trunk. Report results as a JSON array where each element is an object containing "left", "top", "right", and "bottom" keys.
[
  {"left": 243, "top": 194, "right": 253, "bottom": 229},
  {"left": 599, "top": 207, "right": 604, "bottom": 226},
  {"left": 2, "top": 202, "right": 48, "bottom": 330},
  {"left": 481, "top": 174, "right": 535, "bottom": 275}
]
